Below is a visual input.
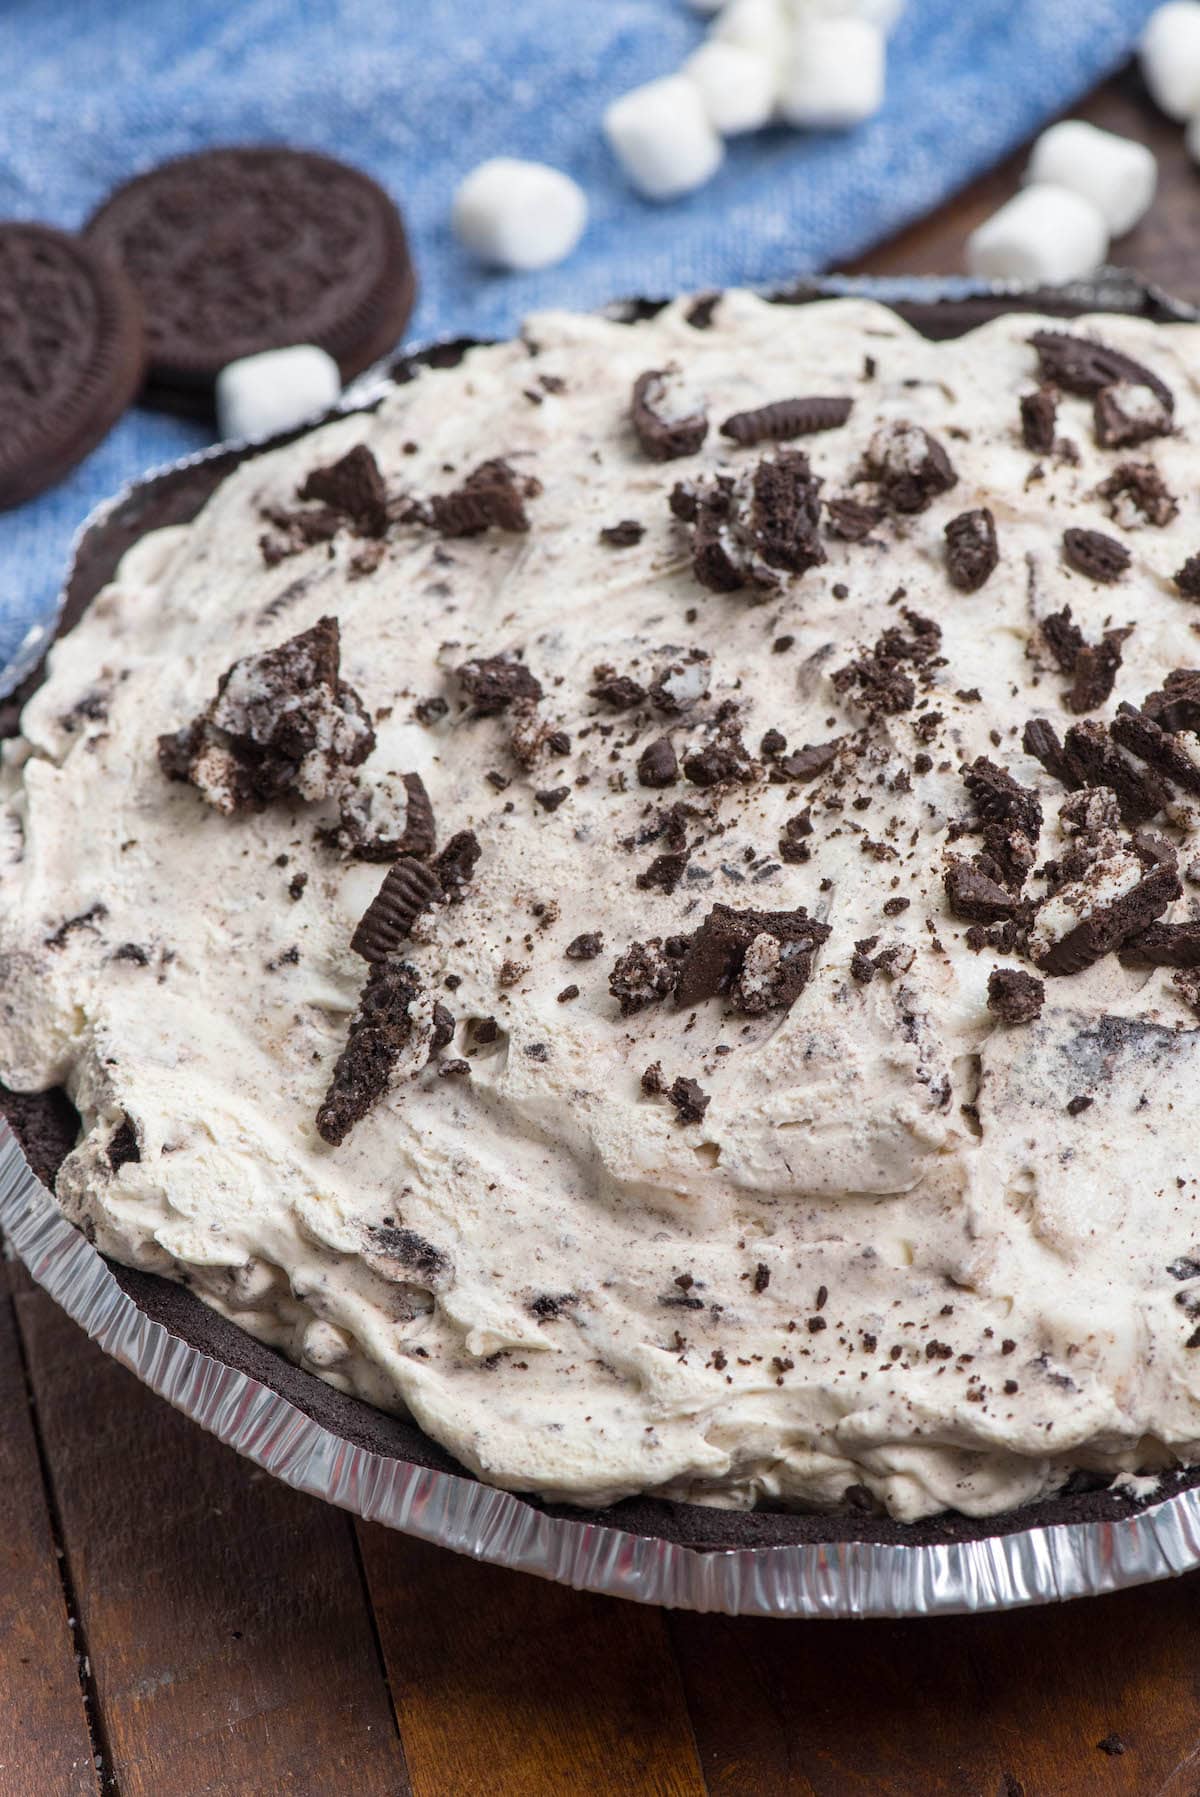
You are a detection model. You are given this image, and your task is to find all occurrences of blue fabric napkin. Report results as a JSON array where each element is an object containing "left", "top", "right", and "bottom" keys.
[{"left": 0, "top": 0, "right": 1160, "bottom": 675}]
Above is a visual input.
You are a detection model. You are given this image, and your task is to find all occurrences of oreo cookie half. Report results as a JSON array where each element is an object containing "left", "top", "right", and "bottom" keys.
[
  {"left": 0, "top": 223, "right": 146, "bottom": 509},
  {"left": 86, "top": 146, "right": 416, "bottom": 413}
]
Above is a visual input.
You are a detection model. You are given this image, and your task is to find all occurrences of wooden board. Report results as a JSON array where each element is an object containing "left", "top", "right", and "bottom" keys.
[{"left": 7, "top": 61, "right": 1200, "bottom": 1797}]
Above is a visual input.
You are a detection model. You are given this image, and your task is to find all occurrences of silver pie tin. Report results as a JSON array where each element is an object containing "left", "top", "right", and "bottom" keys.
[{"left": 4, "top": 271, "right": 1200, "bottom": 1618}]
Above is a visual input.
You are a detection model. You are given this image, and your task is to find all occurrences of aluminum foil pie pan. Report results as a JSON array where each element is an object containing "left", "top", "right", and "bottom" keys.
[{"left": 4, "top": 271, "right": 1200, "bottom": 1619}]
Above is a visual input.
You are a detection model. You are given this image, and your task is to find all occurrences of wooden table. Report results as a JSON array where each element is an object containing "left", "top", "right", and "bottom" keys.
[{"left": 5, "top": 67, "right": 1200, "bottom": 1797}]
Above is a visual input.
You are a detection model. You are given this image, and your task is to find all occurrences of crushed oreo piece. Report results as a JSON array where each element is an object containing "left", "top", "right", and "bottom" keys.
[
  {"left": 1174, "top": 555, "right": 1200, "bottom": 601},
  {"left": 862, "top": 420, "right": 957, "bottom": 514},
  {"left": 1143, "top": 669, "right": 1200, "bottom": 735},
  {"left": 1118, "top": 920, "right": 1200, "bottom": 967},
  {"left": 1040, "top": 607, "right": 1085, "bottom": 674},
  {"left": 675, "top": 903, "right": 831, "bottom": 1014},
  {"left": 429, "top": 458, "right": 538, "bottom": 536},
  {"left": 770, "top": 739, "right": 841, "bottom": 784},
  {"left": 1020, "top": 386, "right": 1057, "bottom": 453},
  {"left": 332, "top": 770, "right": 436, "bottom": 861},
  {"left": 720, "top": 395, "right": 852, "bottom": 445},
  {"left": 157, "top": 616, "right": 374, "bottom": 814},
  {"left": 589, "top": 668, "right": 647, "bottom": 710},
  {"left": 637, "top": 735, "right": 679, "bottom": 789},
  {"left": 599, "top": 519, "right": 644, "bottom": 548},
  {"left": 1059, "top": 720, "right": 1169, "bottom": 825},
  {"left": 1110, "top": 704, "right": 1200, "bottom": 796},
  {"left": 944, "top": 507, "right": 998, "bottom": 592},
  {"left": 1094, "top": 381, "right": 1174, "bottom": 449},
  {"left": 1029, "top": 330, "right": 1174, "bottom": 411},
  {"left": 824, "top": 496, "right": 882, "bottom": 542},
  {"left": 832, "top": 610, "right": 941, "bottom": 719},
  {"left": 297, "top": 443, "right": 388, "bottom": 537},
  {"left": 535, "top": 786, "right": 570, "bottom": 813},
  {"left": 630, "top": 368, "right": 708, "bottom": 461},
  {"left": 106, "top": 1117, "right": 141, "bottom": 1171},
  {"left": 566, "top": 931, "right": 603, "bottom": 960},
  {"left": 1061, "top": 528, "right": 1130, "bottom": 584},
  {"left": 608, "top": 939, "right": 680, "bottom": 1015},
  {"left": 1068, "top": 630, "right": 1132, "bottom": 716},
  {"left": 432, "top": 830, "right": 481, "bottom": 900},
  {"left": 316, "top": 961, "right": 424, "bottom": 1145},
  {"left": 987, "top": 967, "right": 1044, "bottom": 1024},
  {"left": 944, "top": 860, "right": 1020, "bottom": 924},
  {"left": 1033, "top": 860, "right": 1180, "bottom": 976},
  {"left": 683, "top": 721, "right": 755, "bottom": 788},
  {"left": 667, "top": 1076, "right": 711, "bottom": 1124},
  {"left": 1022, "top": 717, "right": 1077, "bottom": 789},
  {"left": 684, "top": 451, "right": 826, "bottom": 596},
  {"left": 1066, "top": 1095, "right": 1094, "bottom": 1116},
  {"left": 350, "top": 858, "right": 442, "bottom": 962},
  {"left": 456, "top": 653, "right": 543, "bottom": 715},
  {"left": 1096, "top": 461, "right": 1178, "bottom": 529}
]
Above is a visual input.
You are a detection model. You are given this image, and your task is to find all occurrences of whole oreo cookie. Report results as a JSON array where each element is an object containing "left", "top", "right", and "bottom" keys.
[
  {"left": 86, "top": 147, "right": 416, "bottom": 411},
  {"left": 0, "top": 223, "right": 145, "bottom": 510}
]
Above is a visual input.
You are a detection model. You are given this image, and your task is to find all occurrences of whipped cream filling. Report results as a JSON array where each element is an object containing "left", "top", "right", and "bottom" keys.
[{"left": 5, "top": 293, "right": 1200, "bottom": 1521}]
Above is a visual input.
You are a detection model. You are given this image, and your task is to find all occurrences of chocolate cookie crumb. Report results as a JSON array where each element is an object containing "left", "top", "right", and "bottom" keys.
[
  {"left": 825, "top": 496, "right": 882, "bottom": 542},
  {"left": 1096, "top": 461, "right": 1178, "bottom": 528},
  {"left": 638, "top": 736, "right": 679, "bottom": 788},
  {"left": 158, "top": 615, "right": 374, "bottom": 814},
  {"left": 298, "top": 443, "right": 388, "bottom": 537},
  {"left": 432, "top": 830, "right": 481, "bottom": 900},
  {"left": 1061, "top": 528, "right": 1130, "bottom": 584},
  {"left": 107, "top": 1117, "right": 141, "bottom": 1171},
  {"left": 1020, "top": 386, "right": 1057, "bottom": 453},
  {"left": 863, "top": 420, "right": 957, "bottom": 514},
  {"left": 599, "top": 519, "right": 644, "bottom": 548},
  {"left": 535, "top": 786, "right": 570, "bottom": 812},
  {"left": 1096, "top": 1734, "right": 1126, "bottom": 1758},
  {"left": 350, "top": 858, "right": 442, "bottom": 962},
  {"left": 944, "top": 507, "right": 998, "bottom": 592},
  {"left": 720, "top": 395, "right": 852, "bottom": 445},
  {"left": 631, "top": 368, "right": 708, "bottom": 461},
  {"left": 1029, "top": 330, "right": 1174, "bottom": 411},
  {"left": 609, "top": 939, "right": 680, "bottom": 1015},
  {"left": 675, "top": 903, "right": 831, "bottom": 1013},
  {"left": 566, "top": 932, "right": 603, "bottom": 960},
  {"left": 1173, "top": 554, "right": 1200, "bottom": 600},
  {"left": 753, "top": 1263, "right": 770, "bottom": 1293},
  {"left": 668, "top": 1076, "right": 710, "bottom": 1124},
  {"left": 316, "top": 961, "right": 424, "bottom": 1145},
  {"left": 987, "top": 968, "right": 1044, "bottom": 1024},
  {"left": 429, "top": 458, "right": 537, "bottom": 536},
  {"left": 456, "top": 653, "right": 543, "bottom": 715}
]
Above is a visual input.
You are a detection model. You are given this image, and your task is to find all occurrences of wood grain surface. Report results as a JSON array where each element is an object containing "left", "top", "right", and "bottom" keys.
[{"left": 6, "top": 62, "right": 1200, "bottom": 1797}]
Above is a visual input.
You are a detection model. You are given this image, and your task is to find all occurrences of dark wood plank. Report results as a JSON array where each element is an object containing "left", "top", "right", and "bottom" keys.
[
  {"left": 0, "top": 1268, "right": 100, "bottom": 1797},
  {"left": 357, "top": 1524, "right": 707, "bottom": 1797},
  {"left": 671, "top": 1574, "right": 1200, "bottom": 1796},
  {"left": 848, "top": 65, "right": 1200, "bottom": 304},
  {"left": 14, "top": 1281, "right": 410, "bottom": 1797}
]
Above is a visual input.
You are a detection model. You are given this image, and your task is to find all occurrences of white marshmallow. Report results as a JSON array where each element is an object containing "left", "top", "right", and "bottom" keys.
[
  {"left": 785, "top": 0, "right": 905, "bottom": 34},
  {"left": 683, "top": 40, "right": 777, "bottom": 134},
  {"left": 1141, "top": 2, "right": 1200, "bottom": 120},
  {"left": 965, "top": 183, "right": 1109, "bottom": 284},
  {"left": 713, "top": 0, "right": 791, "bottom": 66},
  {"left": 777, "top": 17, "right": 886, "bottom": 128},
  {"left": 1025, "top": 120, "right": 1156, "bottom": 238},
  {"left": 604, "top": 75, "right": 724, "bottom": 200},
  {"left": 215, "top": 345, "right": 342, "bottom": 444},
  {"left": 451, "top": 158, "right": 587, "bottom": 271}
]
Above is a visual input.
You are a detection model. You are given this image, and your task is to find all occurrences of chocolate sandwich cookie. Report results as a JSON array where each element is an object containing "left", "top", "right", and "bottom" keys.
[
  {"left": 0, "top": 223, "right": 145, "bottom": 509},
  {"left": 86, "top": 146, "right": 416, "bottom": 413}
]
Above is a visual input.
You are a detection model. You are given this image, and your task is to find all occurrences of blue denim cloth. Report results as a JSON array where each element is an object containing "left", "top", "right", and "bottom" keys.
[{"left": 0, "top": 0, "right": 1159, "bottom": 674}]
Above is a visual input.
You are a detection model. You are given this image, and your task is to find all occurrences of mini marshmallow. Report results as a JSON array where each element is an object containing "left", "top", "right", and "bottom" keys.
[
  {"left": 777, "top": 17, "right": 886, "bottom": 129},
  {"left": 965, "top": 184, "right": 1109, "bottom": 285},
  {"left": 1025, "top": 121, "right": 1156, "bottom": 237},
  {"left": 713, "top": 0, "right": 791, "bottom": 66},
  {"left": 604, "top": 75, "right": 724, "bottom": 200},
  {"left": 1140, "top": 2, "right": 1200, "bottom": 120},
  {"left": 215, "top": 344, "right": 342, "bottom": 443},
  {"left": 785, "top": 0, "right": 906, "bottom": 34},
  {"left": 683, "top": 39, "right": 777, "bottom": 134},
  {"left": 451, "top": 158, "right": 587, "bottom": 270}
]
